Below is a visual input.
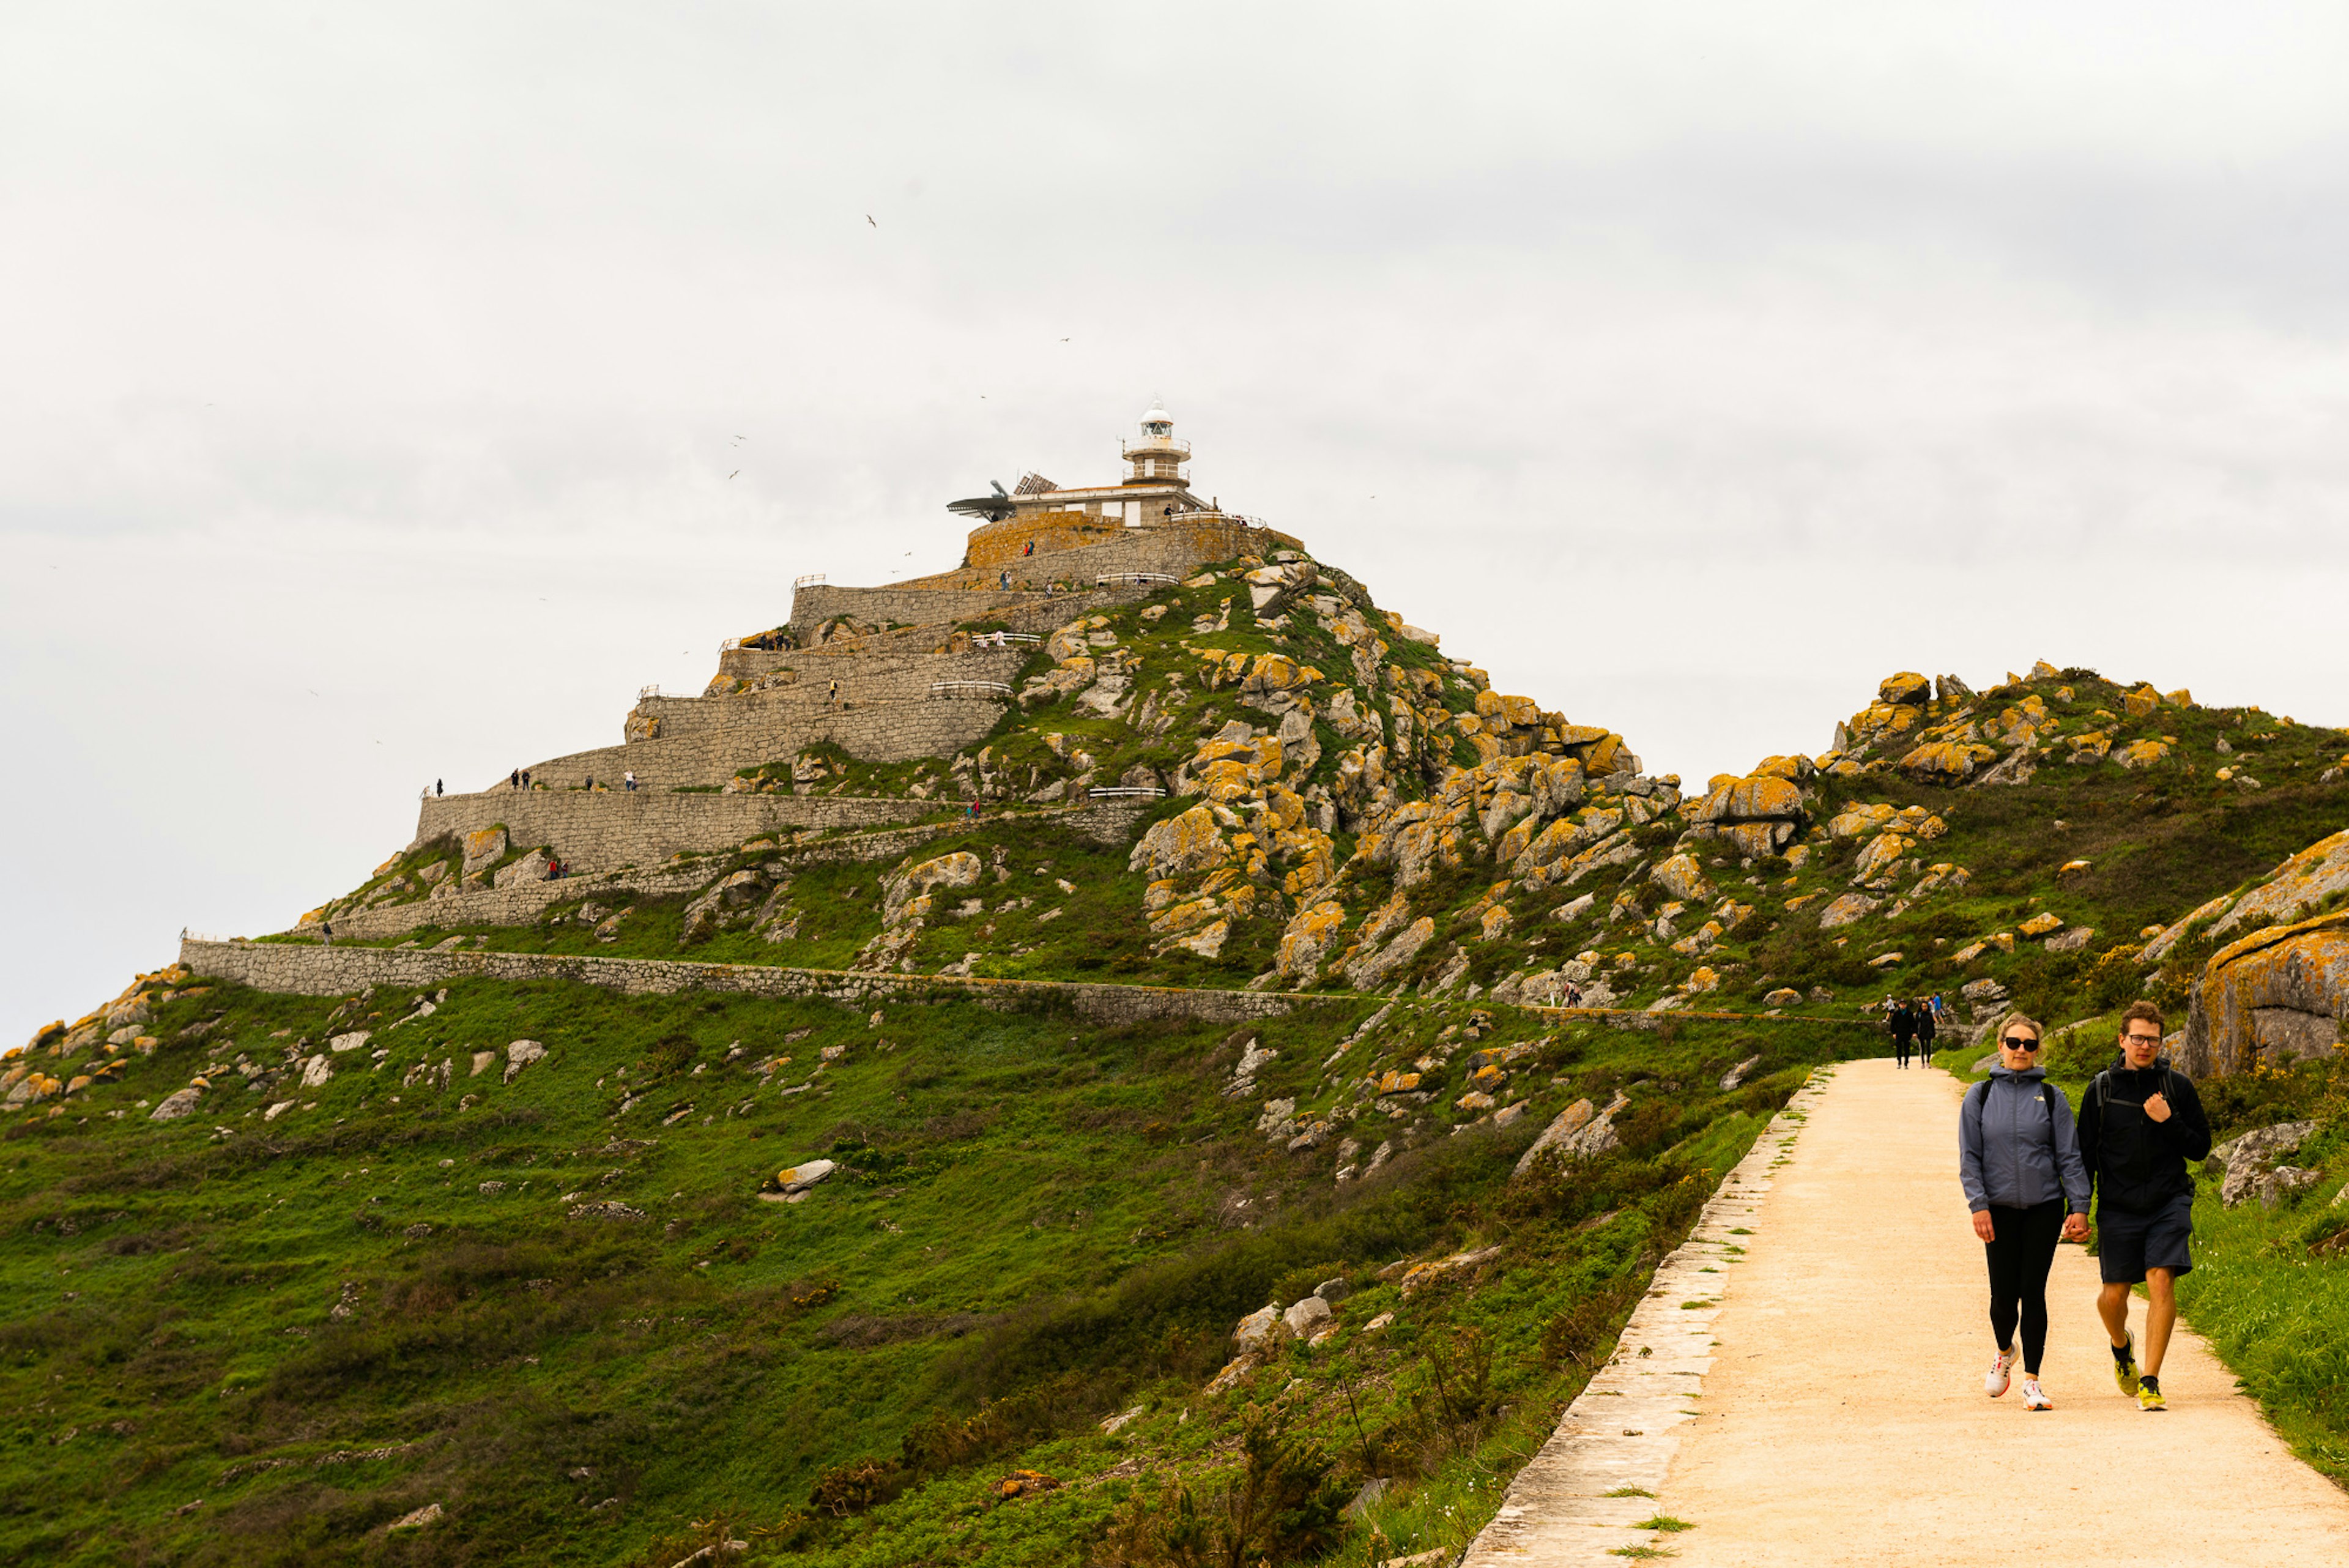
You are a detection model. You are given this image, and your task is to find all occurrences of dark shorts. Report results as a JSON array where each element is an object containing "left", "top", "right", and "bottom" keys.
[{"left": 2096, "top": 1192, "right": 2194, "bottom": 1284}]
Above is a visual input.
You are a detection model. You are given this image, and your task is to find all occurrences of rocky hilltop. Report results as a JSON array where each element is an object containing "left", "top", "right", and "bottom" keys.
[{"left": 7, "top": 404, "right": 2348, "bottom": 1565}]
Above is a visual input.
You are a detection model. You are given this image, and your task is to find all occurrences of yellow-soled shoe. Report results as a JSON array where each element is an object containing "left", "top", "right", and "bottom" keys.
[
  {"left": 2112, "top": 1331, "right": 2140, "bottom": 1397},
  {"left": 2137, "top": 1376, "right": 2166, "bottom": 1411}
]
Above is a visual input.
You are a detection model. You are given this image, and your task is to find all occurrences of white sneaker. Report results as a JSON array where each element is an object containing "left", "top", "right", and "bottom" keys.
[
  {"left": 2022, "top": 1377, "right": 2052, "bottom": 1411},
  {"left": 1986, "top": 1348, "right": 2016, "bottom": 1397}
]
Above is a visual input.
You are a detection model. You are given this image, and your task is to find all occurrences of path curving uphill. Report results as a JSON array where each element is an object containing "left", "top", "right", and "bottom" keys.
[{"left": 1468, "top": 1057, "right": 2349, "bottom": 1566}]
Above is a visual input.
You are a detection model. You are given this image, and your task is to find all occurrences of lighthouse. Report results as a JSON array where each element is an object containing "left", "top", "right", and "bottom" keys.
[{"left": 1121, "top": 398, "right": 1190, "bottom": 485}]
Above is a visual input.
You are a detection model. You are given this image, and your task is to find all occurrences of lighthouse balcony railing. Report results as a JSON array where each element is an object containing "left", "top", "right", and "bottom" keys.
[{"left": 1120, "top": 436, "right": 1191, "bottom": 458}]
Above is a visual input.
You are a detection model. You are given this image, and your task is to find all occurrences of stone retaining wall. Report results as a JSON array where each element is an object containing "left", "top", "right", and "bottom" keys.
[
  {"left": 689, "top": 644, "right": 1028, "bottom": 707},
  {"left": 181, "top": 939, "right": 1326, "bottom": 1028},
  {"left": 526, "top": 697, "right": 1008, "bottom": 789},
  {"left": 410, "top": 791, "right": 947, "bottom": 869}
]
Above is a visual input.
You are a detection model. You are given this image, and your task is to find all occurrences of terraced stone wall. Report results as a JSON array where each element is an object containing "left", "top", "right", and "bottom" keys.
[
  {"left": 687, "top": 644, "right": 1028, "bottom": 710},
  {"left": 522, "top": 698, "right": 1009, "bottom": 790},
  {"left": 787, "top": 582, "right": 1139, "bottom": 636},
  {"left": 407, "top": 791, "right": 949, "bottom": 871}
]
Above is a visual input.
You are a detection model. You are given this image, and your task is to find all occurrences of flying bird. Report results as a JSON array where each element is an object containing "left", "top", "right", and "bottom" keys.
[
  {"left": 728, "top": 470, "right": 740, "bottom": 479},
  {"left": 866, "top": 214, "right": 877, "bottom": 227}
]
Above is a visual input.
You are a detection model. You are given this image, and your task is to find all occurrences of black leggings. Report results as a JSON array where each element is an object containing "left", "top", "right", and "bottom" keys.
[{"left": 1984, "top": 1198, "right": 2064, "bottom": 1374}]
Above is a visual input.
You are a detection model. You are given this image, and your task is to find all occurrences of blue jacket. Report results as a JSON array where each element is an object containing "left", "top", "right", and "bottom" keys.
[{"left": 1959, "top": 1066, "right": 2090, "bottom": 1214}]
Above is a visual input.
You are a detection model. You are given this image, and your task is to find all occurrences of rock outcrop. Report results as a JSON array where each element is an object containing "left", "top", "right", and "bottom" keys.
[{"left": 2181, "top": 912, "right": 2349, "bottom": 1078}]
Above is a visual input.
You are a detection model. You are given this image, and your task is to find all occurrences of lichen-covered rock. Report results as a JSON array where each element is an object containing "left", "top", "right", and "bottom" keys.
[
  {"left": 1879, "top": 672, "right": 1931, "bottom": 707},
  {"left": 2019, "top": 912, "right": 2065, "bottom": 938},
  {"left": 1899, "top": 740, "right": 1999, "bottom": 783},
  {"left": 1650, "top": 853, "right": 1714, "bottom": 904},
  {"left": 1851, "top": 833, "right": 1913, "bottom": 884},
  {"left": 1129, "top": 805, "right": 1233, "bottom": 880},
  {"left": 503, "top": 1039, "right": 547, "bottom": 1083},
  {"left": 1346, "top": 916, "right": 1433, "bottom": 991},
  {"left": 461, "top": 827, "right": 508, "bottom": 877},
  {"left": 1818, "top": 893, "right": 1880, "bottom": 929},
  {"left": 882, "top": 852, "right": 982, "bottom": 924},
  {"left": 2210, "top": 830, "right": 2349, "bottom": 940},
  {"left": 493, "top": 849, "right": 554, "bottom": 888},
  {"left": 1512, "top": 1090, "right": 1630, "bottom": 1177},
  {"left": 149, "top": 1087, "right": 202, "bottom": 1121},
  {"left": 2116, "top": 739, "right": 2170, "bottom": 769},
  {"left": 2181, "top": 911, "right": 2349, "bottom": 1077}
]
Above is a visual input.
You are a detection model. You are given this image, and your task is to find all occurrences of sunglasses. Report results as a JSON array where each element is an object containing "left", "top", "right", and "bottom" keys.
[{"left": 2000, "top": 1036, "right": 2039, "bottom": 1050}]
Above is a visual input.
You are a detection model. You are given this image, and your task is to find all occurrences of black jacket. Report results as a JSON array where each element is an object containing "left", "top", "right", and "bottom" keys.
[{"left": 2077, "top": 1052, "right": 2211, "bottom": 1216}]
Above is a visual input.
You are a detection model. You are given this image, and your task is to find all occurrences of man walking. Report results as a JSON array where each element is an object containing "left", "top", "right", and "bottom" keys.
[
  {"left": 2078, "top": 1001, "right": 2211, "bottom": 1411},
  {"left": 1889, "top": 998, "right": 1915, "bottom": 1069},
  {"left": 1913, "top": 994, "right": 1938, "bottom": 1068}
]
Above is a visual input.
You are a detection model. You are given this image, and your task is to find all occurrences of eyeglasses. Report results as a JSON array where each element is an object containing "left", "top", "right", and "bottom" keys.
[
  {"left": 2000, "top": 1036, "right": 2039, "bottom": 1050},
  {"left": 2122, "top": 1033, "right": 2162, "bottom": 1047}
]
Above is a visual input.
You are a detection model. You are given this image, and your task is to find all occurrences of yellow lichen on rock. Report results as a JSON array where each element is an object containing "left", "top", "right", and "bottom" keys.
[
  {"left": 2116, "top": 739, "right": 2169, "bottom": 769},
  {"left": 1879, "top": 672, "right": 1931, "bottom": 706},
  {"left": 1898, "top": 740, "right": 1999, "bottom": 784},
  {"left": 2019, "top": 912, "right": 2064, "bottom": 937},
  {"left": 2123, "top": 685, "right": 2161, "bottom": 719}
]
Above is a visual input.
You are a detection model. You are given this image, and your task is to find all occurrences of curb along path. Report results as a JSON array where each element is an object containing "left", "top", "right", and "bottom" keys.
[
  {"left": 1460, "top": 1067, "right": 1838, "bottom": 1564},
  {"left": 1471, "top": 1058, "right": 2349, "bottom": 1566}
]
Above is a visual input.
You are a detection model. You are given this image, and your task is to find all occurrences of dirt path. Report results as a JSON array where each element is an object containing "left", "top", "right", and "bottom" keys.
[{"left": 1629, "top": 1056, "right": 2349, "bottom": 1566}]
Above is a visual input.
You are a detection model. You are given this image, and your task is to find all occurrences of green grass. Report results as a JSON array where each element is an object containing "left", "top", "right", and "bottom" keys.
[{"left": 1, "top": 963, "right": 1861, "bottom": 1565}]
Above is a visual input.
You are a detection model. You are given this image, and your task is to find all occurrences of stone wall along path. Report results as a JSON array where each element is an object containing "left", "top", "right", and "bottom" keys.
[{"left": 1470, "top": 1057, "right": 2349, "bottom": 1566}]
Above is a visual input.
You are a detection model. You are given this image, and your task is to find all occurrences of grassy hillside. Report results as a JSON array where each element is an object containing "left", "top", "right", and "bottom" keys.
[{"left": 2, "top": 962, "right": 1865, "bottom": 1564}]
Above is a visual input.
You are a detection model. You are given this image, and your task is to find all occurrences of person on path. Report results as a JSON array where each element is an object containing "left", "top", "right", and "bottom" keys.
[
  {"left": 1889, "top": 999, "right": 1915, "bottom": 1069},
  {"left": 320, "top": 920, "right": 333, "bottom": 948},
  {"left": 624, "top": 770, "right": 637, "bottom": 791},
  {"left": 435, "top": 778, "right": 443, "bottom": 797},
  {"left": 2078, "top": 1001, "right": 2211, "bottom": 1412},
  {"left": 521, "top": 769, "right": 531, "bottom": 789},
  {"left": 1960, "top": 1014, "right": 2091, "bottom": 1411},
  {"left": 1913, "top": 994, "right": 1939, "bottom": 1068},
  {"left": 828, "top": 678, "right": 839, "bottom": 709}
]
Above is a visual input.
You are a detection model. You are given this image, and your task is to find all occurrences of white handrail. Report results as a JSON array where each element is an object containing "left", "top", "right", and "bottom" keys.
[
  {"left": 795, "top": 572, "right": 827, "bottom": 587},
  {"left": 930, "top": 680, "right": 1014, "bottom": 700},
  {"left": 1096, "top": 572, "right": 1180, "bottom": 587},
  {"left": 1088, "top": 786, "right": 1167, "bottom": 799}
]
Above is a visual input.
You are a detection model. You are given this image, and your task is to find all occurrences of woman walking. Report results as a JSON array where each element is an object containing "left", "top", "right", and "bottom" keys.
[{"left": 1959, "top": 1015, "right": 2090, "bottom": 1410}]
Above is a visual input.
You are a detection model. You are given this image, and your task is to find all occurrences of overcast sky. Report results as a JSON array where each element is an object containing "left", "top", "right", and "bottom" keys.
[{"left": 7, "top": 3, "right": 2349, "bottom": 1041}]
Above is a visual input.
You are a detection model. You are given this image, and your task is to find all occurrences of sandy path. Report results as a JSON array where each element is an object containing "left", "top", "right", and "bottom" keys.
[{"left": 1637, "top": 1056, "right": 2349, "bottom": 1566}]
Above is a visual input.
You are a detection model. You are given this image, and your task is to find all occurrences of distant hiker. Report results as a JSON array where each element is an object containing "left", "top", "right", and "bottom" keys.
[
  {"left": 521, "top": 769, "right": 531, "bottom": 789},
  {"left": 435, "top": 778, "right": 443, "bottom": 797},
  {"left": 320, "top": 921, "right": 333, "bottom": 948},
  {"left": 1889, "top": 1000, "right": 1916, "bottom": 1069},
  {"left": 2079, "top": 1001, "right": 2211, "bottom": 1412},
  {"left": 1959, "top": 1014, "right": 2090, "bottom": 1413},
  {"left": 1000, "top": 568, "right": 1012, "bottom": 589},
  {"left": 624, "top": 770, "right": 637, "bottom": 791},
  {"left": 510, "top": 769, "right": 520, "bottom": 789},
  {"left": 1023, "top": 539, "right": 1034, "bottom": 556},
  {"left": 828, "top": 679, "right": 839, "bottom": 708},
  {"left": 1913, "top": 995, "right": 1938, "bottom": 1067}
]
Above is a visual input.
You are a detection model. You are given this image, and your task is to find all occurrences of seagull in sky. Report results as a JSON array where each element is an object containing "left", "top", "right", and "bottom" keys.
[
  {"left": 729, "top": 470, "right": 740, "bottom": 479},
  {"left": 866, "top": 214, "right": 877, "bottom": 227}
]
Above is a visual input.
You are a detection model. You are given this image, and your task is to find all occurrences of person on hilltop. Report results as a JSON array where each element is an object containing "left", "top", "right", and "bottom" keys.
[
  {"left": 435, "top": 778, "right": 443, "bottom": 797},
  {"left": 1888, "top": 997, "right": 1916, "bottom": 1069},
  {"left": 1913, "top": 994, "right": 1939, "bottom": 1068},
  {"left": 624, "top": 770, "right": 637, "bottom": 792},
  {"left": 510, "top": 769, "right": 520, "bottom": 789},
  {"left": 1960, "top": 1014, "right": 2090, "bottom": 1411},
  {"left": 2078, "top": 1001, "right": 2210, "bottom": 1412}
]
